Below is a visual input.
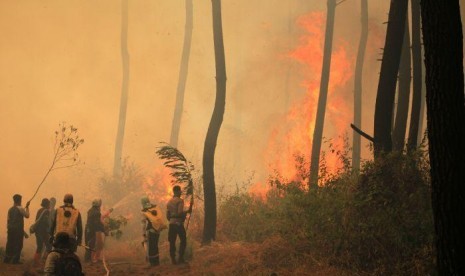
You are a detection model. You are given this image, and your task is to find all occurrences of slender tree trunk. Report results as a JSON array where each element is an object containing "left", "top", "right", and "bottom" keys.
[
  {"left": 373, "top": 0, "right": 408, "bottom": 156},
  {"left": 421, "top": 0, "right": 465, "bottom": 274},
  {"left": 202, "top": 0, "right": 227, "bottom": 244},
  {"left": 407, "top": 0, "right": 422, "bottom": 152},
  {"left": 392, "top": 19, "right": 411, "bottom": 152},
  {"left": 417, "top": 63, "right": 426, "bottom": 143},
  {"left": 113, "top": 0, "right": 130, "bottom": 176},
  {"left": 170, "top": 0, "right": 193, "bottom": 148},
  {"left": 309, "top": 0, "right": 337, "bottom": 189},
  {"left": 352, "top": 0, "right": 368, "bottom": 172}
]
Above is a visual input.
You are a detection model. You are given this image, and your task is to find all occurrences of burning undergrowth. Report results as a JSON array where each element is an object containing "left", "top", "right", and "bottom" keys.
[{"left": 218, "top": 143, "right": 434, "bottom": 275}]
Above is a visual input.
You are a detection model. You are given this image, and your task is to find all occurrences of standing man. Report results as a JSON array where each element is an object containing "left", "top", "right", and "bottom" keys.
[
  {"left": 50, "top": 194, "right": 83, "bottom": 252},
  {"left": 141, "top": 197, "right": 166, "bottom": 267},
  {"left": 46, "top": 197, "right": 57, "bottom": 254},
  {"left": 3, "top": 194, "right": 30, "bottom": 264},
  {"left": 85, "top": 198, "right": 111, "bottom": 263},
  {"left": 33, "top": 198, "right": 51, "bottom": 266},
  {"left": 166, "top": 186, "right": 192, "bottom": 265}
]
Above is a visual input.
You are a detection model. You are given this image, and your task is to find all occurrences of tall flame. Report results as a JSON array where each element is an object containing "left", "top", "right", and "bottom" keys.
[{"left": 265, "top": 11, "right": 353, "bottom": 185}]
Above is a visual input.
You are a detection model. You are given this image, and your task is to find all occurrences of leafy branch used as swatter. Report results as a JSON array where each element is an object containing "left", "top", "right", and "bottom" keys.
[{"left": 155, "top": 143, "right": 194, "bottom": 230}]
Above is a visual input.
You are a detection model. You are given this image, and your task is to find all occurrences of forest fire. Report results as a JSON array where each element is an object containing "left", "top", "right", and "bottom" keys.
[
  {"left": 265, "top": 12, "right": 353, "bottom": 184},
  {"left": 143, "top": 166, "right": 173, "bottom": 205}
]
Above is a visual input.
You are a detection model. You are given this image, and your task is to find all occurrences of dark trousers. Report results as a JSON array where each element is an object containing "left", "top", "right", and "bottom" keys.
[
  {"left": 35, "top": 231, "right": 50, "bottom": 255},
  {"left": 147, "top": 231, "right": 160, "bottom": 266},
  {"left": 168, "top": 223, "right": 186, "bottom": 261},
  {"left": 3, "top": 230, "right": 24, "bottom": 263},
  {"left": 84, "top": 230, "right": 96, "bottom": 262}
]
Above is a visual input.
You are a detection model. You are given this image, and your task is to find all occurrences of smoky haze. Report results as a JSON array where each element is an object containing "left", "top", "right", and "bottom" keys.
[{"left": 0, "top": 0, "right": 394, "bottom": 241}]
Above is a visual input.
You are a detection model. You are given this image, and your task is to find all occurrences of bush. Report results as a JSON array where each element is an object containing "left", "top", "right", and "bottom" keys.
[{"left": 218, "top": 148, "right": 434, "bottom": 275}]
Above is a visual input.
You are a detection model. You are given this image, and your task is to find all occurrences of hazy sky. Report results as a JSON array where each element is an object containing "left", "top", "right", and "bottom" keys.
[{"left": 0, "top": 0, "right": 411, "bottom": 239}]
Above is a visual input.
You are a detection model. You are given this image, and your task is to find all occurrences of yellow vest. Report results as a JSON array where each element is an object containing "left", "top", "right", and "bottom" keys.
[
  {"left": 55, "top": 206, "right": 79, "bottom": 238},
  {"left": 143, "top": 206, "right": 167, "bottom": 232}
]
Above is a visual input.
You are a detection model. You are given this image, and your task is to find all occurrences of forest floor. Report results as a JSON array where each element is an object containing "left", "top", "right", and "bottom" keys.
[{"left": 0, "top": 239, "right": 349, "bottom": 276}]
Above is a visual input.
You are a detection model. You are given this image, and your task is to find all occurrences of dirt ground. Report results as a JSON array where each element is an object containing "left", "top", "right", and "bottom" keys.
[{"left": 0, "top": 239, "right": 349, "bottom": 276}]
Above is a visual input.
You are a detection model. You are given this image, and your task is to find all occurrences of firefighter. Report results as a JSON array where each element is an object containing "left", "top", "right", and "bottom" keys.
[
  {"left": 141, "top": 197, "right": 167, "bottom": 267},
  {"left": 166, "top": 186, "right": 192, "bottom": 265},
  {"left": 85, "top": 198, "right": 112, "bottom": 263},
  {"left": 3, "top": 194, "right": 30, "bottom": 264},
  {"left": 50, "top": 194, "right": 83, "bottom": 252},
  {"left": 33, "top": 198, "right": 51, "bottom": 266}
]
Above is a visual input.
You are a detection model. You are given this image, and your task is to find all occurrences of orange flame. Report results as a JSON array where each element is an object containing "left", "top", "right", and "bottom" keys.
[
  {"left": 143, "top": 166, "right": 173, "bottom": 205},
  {"left": 265, "top": 11, "right": 354, "bottom": 186}
]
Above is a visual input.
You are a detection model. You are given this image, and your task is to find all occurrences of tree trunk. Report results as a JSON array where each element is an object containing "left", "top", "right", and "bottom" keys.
[
  {"left": 417, "top": 63, "right": 426, "bottom": 143},
  {"left": 113, "top": 0, "right": 130, "bottom": 176},
  {"left": 392, "top": 19, "right": 411, "bottom": 152},
  {"left": 309, "top": 0, "right": 337, "bottom": 189},
  {"left": 352, "top": 0, "right": 368, "bottom": 172},
  {"left": 202, "top": 0, "right": 227, "bottom": 244},
  {"left": 407, "top": 0, "right": 422, "bottom": 152},
  {"left": 421, "top": 0, "right": 465, "bottom": 274},
  {"left": 373, "top": 0, "right": 408, "bottom": 156},
  {"left": 169, "top": 0, "right": 193, "bottom": 148}
]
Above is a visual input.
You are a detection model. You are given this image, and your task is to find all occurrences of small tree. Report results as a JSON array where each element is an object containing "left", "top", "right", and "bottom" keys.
[{"left": 29, "top": 122, "right": 84, "bottom": 202}]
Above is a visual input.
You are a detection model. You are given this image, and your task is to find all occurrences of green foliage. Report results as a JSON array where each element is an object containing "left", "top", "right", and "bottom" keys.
[
  {"left": 218, "top": 147, "right": 434, "bottom": 275},
  {"left": 0, "top": 246, "right": 5, "bottom": 260},
  {"left": 105, "top": 215, "right": 129, "bottom": 240},
  {"left": 98, "top": 159, "right": 143, "bottom": 240},
  {"left": 155, "top": 143, "right": 195, "bottom": 199}
]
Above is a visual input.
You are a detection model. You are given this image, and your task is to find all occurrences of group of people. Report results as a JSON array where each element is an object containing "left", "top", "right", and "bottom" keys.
[
  {"left": 141, "top": 185, "right": 192, "bottom": 267},
  {"left": 2, "top": 184, "right": 192, "bottom": 273},
  {"left": 2, "top": 193, "right": 109, "bottom": 274}
]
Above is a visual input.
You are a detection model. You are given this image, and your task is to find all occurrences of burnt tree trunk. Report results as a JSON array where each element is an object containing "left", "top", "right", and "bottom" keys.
[
  {"left": 309, "top": 0, "right": 337, "bottom": 188},
  {"left": 392, "top": 19, "right": 411, "bottom": 152},
  {"left": 352, "top": 0, "right": 368, "bottom": 172},
  {"left": 113, "top": 0, "right": 130, "bottom": 176},
  {"left": 373, "top": 0, "right": 408, "bottom": 156},
  {"left": 417, "top": 62, "right": 426, "bottom": 143},
  {"left": 202, "top": 0, "right": 227, "bottom": 244},
  {"left": 421, "top": 0, "right": 465, "bottom": 274},
  {"left": 407, "top": 0, "right": 423, "bottom": 152},
  {"left": 170, "top": 0, "right": 194, "bottom": 147}
]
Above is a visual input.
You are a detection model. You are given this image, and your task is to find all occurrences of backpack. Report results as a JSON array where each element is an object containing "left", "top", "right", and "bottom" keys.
[
  {"left": 53, "top": 249, "right": 84, "bottom": 276},
  {"left": 143, "top": 206, "right": 167, "bottom": 232}
]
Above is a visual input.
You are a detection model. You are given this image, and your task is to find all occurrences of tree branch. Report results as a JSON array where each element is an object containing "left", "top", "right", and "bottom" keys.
[
  {"left": 336, "top": 0, "right": 349, "bottom": 6},
  {"left": 351, "top": 123, "right": 375, "bottom": 143}
]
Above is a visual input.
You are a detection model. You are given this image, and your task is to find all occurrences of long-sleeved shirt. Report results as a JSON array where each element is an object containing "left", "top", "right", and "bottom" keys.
[
  {"left": 86, "top": 206, "right": 104, "bottom": 233},
  {"left": 35, "top": 207, "right": 50, "bottom": 235},
  {"left": 141, "top": 205, "right": 156, "bottom": 236},
  {"left": 166, "top": 197, "right": 186, "bottom": 225},
  {"left": 43, "top": 250, "right": 61, "bottom": 275},
  {"left": 7, "top": 205, "right": 29, "bottom": 232}
]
